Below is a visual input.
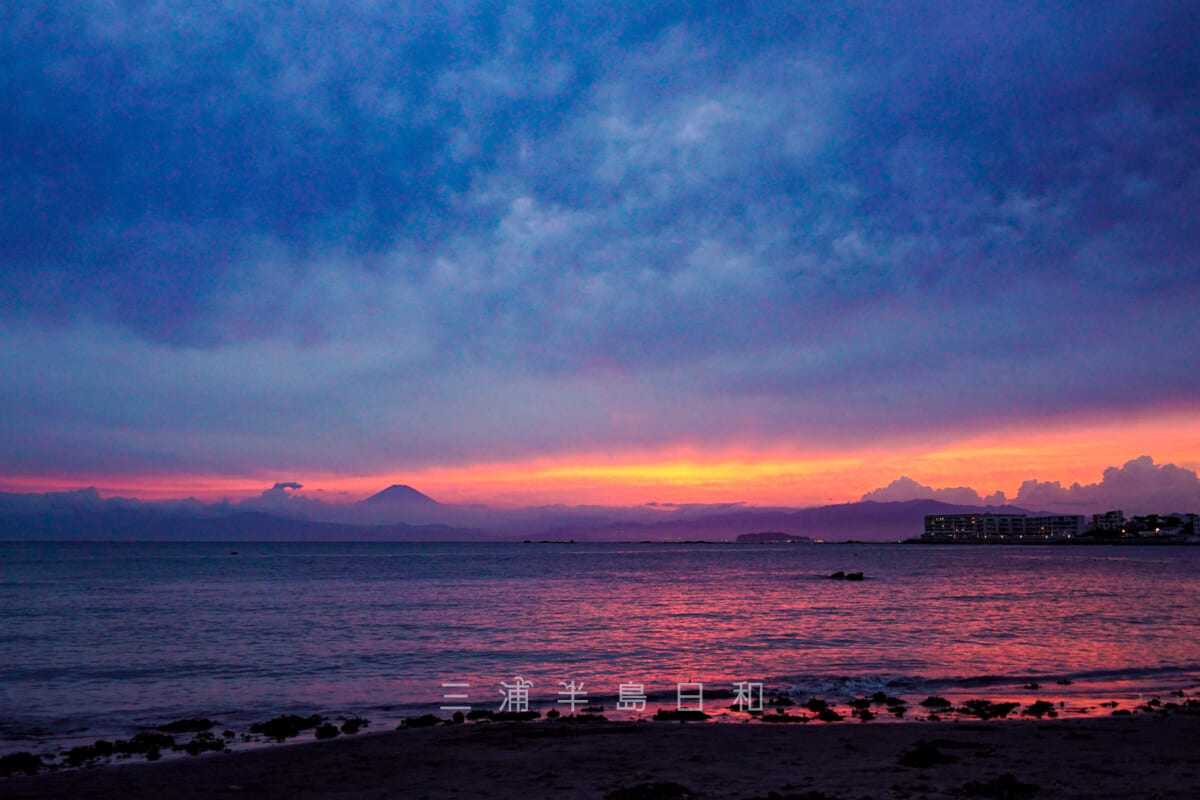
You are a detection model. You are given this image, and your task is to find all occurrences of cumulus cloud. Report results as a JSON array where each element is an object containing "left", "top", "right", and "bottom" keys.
[
  {"left": 240, "top": 481, "right": 342, "bottom": 519},
  {"left": 250, "top": 482, "right": 304, "bottom": 506},
  {"left": 1014, "top": 456, "right": 1200, "bottom": 514},
  {"left": 863, "top": 457, "right": 1200, "bottom": 515},
  {"left": 861, "top": 477, "right": 1004, "bottom": 506}
]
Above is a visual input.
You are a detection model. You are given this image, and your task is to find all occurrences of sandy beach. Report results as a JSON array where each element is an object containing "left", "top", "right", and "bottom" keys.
[{"left": 4, "top": 713, "right": 1199, "bottom": 799}]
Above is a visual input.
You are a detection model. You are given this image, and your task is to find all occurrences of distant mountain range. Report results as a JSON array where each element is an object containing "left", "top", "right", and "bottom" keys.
[
  {"left": 539, "top": 499, "right": 1045, "bottom": 543},
  {"left": 0, "top": 487, "right": 1049, "bottom": 542},
  {"left": 0, "top": 507, "right": 485, "bottom": 542}
]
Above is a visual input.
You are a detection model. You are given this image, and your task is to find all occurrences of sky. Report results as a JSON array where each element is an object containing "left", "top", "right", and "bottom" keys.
[{"left": 2, "top": 1, "right": 1199, "bottom": 509}]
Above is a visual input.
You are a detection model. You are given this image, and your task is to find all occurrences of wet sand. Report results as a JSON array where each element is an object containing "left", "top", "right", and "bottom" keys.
[{"left": 4, "top": 713, "right": 1200, "bottom": 799}]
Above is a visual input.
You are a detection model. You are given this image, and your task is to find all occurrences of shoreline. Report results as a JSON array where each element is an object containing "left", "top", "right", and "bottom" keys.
[
  {"left": 5, "top": 684, "right": 1197, "bottom": 768},
  {"left": 6, "top": 685, "right": 1195, "bottom": 764},
  {"left": 4, "top": 712, "right": 1199, "bottom": 799}
]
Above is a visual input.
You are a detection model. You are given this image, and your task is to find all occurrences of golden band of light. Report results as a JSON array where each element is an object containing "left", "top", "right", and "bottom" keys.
[{"left": 3, "top": 407, "right": 1198, "bottom": 506}]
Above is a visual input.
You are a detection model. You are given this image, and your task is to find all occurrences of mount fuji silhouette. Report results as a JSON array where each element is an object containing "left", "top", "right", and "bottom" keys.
[{"left": 359, "top": 485, "right": 440, "bottom": 506}]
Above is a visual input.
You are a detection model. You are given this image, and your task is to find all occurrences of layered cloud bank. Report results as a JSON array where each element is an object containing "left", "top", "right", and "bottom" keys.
[
  {"left": 2, "top": 2, "right": 1198, "bottom": 491},
  {"left": 863, "top": 457, "right": 1200, "bottom": 515}
]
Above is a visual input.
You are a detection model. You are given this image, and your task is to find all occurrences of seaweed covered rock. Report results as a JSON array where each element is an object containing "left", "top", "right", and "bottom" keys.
[
  {"left": 340, "top": 717, "right": 369, "bottom": 734},
  {"left": 178, "top": 732, "right": 226, "bottom": 755},
  {"left": 314, "top": 723, "right": 341, "bottom": 740},
  {"left": 0, "top": 752, "right": 43, "bottom": 777},
  {"left": 1023, "top": 701, "right": 1057, "bottom": 718},
  {"left": 64, "top": 740, "right": 116, "bottom": 766},
  {"left": 249, "top": 714, "right": 324, "bottom": 740},
  {"left": 652, "top": 708, "right": 709, "bottom": 721},
  {"left": 959, "top": 700, "right": 1020, "bottom": 720},
  {"left": 899, "top": 742, "right": 958, "bottom": 768},
  {"left": 118, "top": 732, "right": 175, "bottom": 756},
  {"left": 398, "top": 714, "right": 442, "bottom": 728}
]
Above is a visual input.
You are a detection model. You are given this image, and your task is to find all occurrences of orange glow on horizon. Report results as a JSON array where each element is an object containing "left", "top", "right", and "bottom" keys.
[{"left": 3, "top": 407, "right": 1199, "bottom": 508}]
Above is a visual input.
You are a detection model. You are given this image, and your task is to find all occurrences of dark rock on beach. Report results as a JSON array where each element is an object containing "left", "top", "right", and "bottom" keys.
[
  {"left": 959, "top": 700, "right": 1020, "bottom": 720},
  {"left": 340, "top": 718, "right": 369, "bottom": 734},
  {"left": 399, "top": 714, "right": 442, "bottom": 729},
  {"left": 179, "top": 732, "right": 226, "bottom": 755},
  {"left": 899, "top": 741, "right": 958, "bottom": 768},
  {"left": 0, "top": 752, "right": 43, "bottom": 776},
  {"left": 314, "top": 724, "right": 340, "bottom": 740},
  {"left": 249, "top": 714, "right": 324, "bottom": 740},
  {"left": 1023, "top": 701, "right": 1057, "bottom": 718},
  {"left": 652, "top": 709, "right": 709, "bottom": 722},
  {"left": 64, "top": 740, "right": 115, "bottom": 767}
]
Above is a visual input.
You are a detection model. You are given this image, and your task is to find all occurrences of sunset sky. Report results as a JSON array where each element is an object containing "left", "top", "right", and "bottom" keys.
[{"left": 3, "top": 2, "right": 1198, "bottom": 508}]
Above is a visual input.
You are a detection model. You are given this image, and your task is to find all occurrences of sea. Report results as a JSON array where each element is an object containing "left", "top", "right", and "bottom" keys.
[{"left": 2, "top": 541, "right": 1199, "bottom": 755}]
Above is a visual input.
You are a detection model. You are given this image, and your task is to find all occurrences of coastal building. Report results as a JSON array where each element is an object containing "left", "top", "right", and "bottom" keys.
[
  {"left": 925, "top": 514, "right": 1025, "bottom": 539},
  {"left": 923, "top": 513, "right": 1085, "bottom": 541},
  {"left": 1092, "top": 510, "right": 1125, "bottom": 532}
]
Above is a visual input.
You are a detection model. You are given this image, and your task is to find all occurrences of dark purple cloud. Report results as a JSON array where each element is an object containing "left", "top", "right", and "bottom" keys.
[
  {"left": 1, "top": 2, "right": 1198, "bottom": 478},
  {"left": 1013, "top": 456, "right": 1200, "bottom": 514},
  {"left": 863, "top": 457, "right": 1200, "bottom": 515},
  {"left": 861, "top": 477, "right": 1006, "bottom": 507}
]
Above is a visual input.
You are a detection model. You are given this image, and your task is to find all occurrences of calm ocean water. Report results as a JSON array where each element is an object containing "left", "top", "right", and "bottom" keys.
[{"left": 2, "top": 541, "right": 1199, "bottom": 753}]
